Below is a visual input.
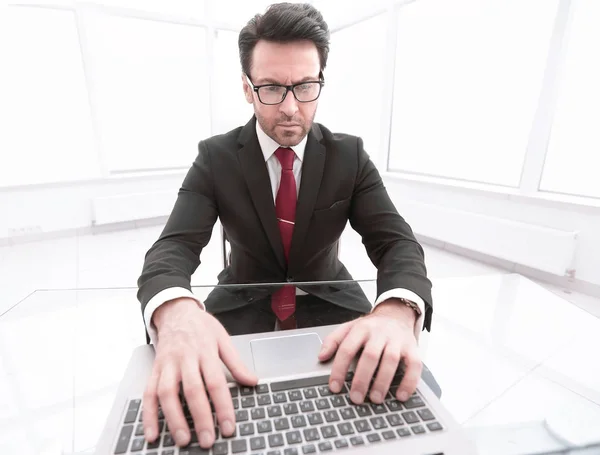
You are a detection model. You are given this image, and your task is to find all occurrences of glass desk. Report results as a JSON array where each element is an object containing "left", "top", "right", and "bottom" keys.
[{"left": 1, "top": 274, "right": 599, "bottom": 454}]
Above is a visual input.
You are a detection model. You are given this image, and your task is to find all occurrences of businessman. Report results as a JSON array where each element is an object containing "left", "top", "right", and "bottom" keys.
[{"left": 138, "top": 2, "right": 433, "bottom": 449}]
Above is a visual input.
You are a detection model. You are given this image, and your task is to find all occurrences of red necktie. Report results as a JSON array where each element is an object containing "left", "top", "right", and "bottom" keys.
[{"left": 271, "top": 147, "right": 297, "bottom": 326}]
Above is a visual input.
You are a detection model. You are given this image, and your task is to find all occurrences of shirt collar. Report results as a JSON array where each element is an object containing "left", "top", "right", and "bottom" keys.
[{"left": 256, "top": 120, "right": 307, "bottom": 163}]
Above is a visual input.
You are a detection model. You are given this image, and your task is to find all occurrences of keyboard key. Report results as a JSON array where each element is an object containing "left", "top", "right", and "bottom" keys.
[
  {"left": 370, "top": 416, "right": 387, "bottom": 430},
  {"left": 355, "top": 405, "right": 372, "bottom": 417},
  {"left": 382, "top": 430, "right": 396, "bottom": 440},
  {"left": 256, "top": 384, "right": 270, "bottom": 394},
  {"left": 284, "top": 403, "right": 299, "bottom": 415},
  {"left": 252, "top": 407, "right": 266, "bottom": 420},
  {"left": 251, "top": 436, "right": 266, "bottom": 451},
  {"left": 213, "top": 441, "right": 228, "bottom": 455},
  {"left": 124, "top": 409, "right": 138, "bottom": 424},
  {"left": 337, "top": 422, "right": 354, "bottom": 436},
  {"left": 340, "top": 408, "right": 356, "bottom": 420},
  {"left": 268, "top": 406, "right": 283, "bottom": 418},
  {"left": 412, "top": 424, "right": 426, "bottom": 435},
  {"left": 307, "top": 413, "right": 323, "bottom": 426},
  {"left": 284, "top": 448, "right": 299, "bottom": 455},
  {"left": 317, "top": 386, "right": 332, "bottom": 397},
  {"left": 232, "top": 398, "right": 239, "bottom": 410},
  {"left": 114, "top": 425, "right": 133, "bottom": 454},
  {"left": 286, "top": 430, "right": 302, "bottom": 445},
  {"left": 267, "top": 451, "right": 282, "bottom": 455},
  {"left": 240, "top": 386, "right": 254, "bottom": 396},
  {"left": 162, "top": 451, "right": 175, "bottom": 455},
  {"left": 162, "top": 433, "right": 175, "bottom": 447},
  {"left": 320, "top": 425, "right": 337, "bottom": 439},
  {"left": 229, "top": 386, "right": 239, "bottom": 398},
  {"left": 258, "top": 395, "right": 272, "bottom": 406},
  {"left": 303, "top": 428, "right": 320, "bottom": 442},
  {"left": 180, "top": 448, "right": 210, "bottom": 455},
  {"left": 370, "top": 403, "right": 387, "bottom": 414},
  {"left": 354, "top": 420, "right": 371, "bottom": 433},
  {"left": 386, "top": 400, "right": 402, "bottom": 412},
  {"left": 235, "top": 410, "right": 249, "bottom": 422},
  {"left": 128, "top": 399, "right": 141, "bottom": 414},
  {"left": 148, "top": 438, "right": 160, "bottom": 450},
  {"left": 134, "top": 424, "right": 144, "bottom": 436},
  {"left": 240, "top": 423, "right": 255, "bottom": 436},
  {"left": 417, "top": 408, "right": 435, "bottom": 421},
  {"left": 130, "top": 438, "right": 144, "bottom": 452},
  {"left": 404, "top": 395, "right": 425, "bottom": 409},
  {"left": 350, "top": 436, "right": 364, "bottom": 446},
  {"left": 302, "top": 444, "right": 316, "bottom": 454},
  {"left": 318, "top": 441, "right": 333, "bottom": 452},
  {"left": 303, "top": 388, "right": 318, "bottom": 399},
  {"left": 275, "top": 417, "right": 290, "bottom": 431},
  {"left": 270, "top": 375, "right": 329, "bottom": 392},
  {"left": 329, "top": 396, "right": 345, "bottom": 408},
  {"left": 300, "top": 401, "right": 314, "bottom": 413},
  {"left": 315, "top": 399, "right": 330, "bottom": 410},
  {"left": 242, "top": 397, "right": 256, "bottom": 408},
  {"left": 258, "top": 420, "right": 273, "bottom": 433},
  {"left": 291, "top": 415, "right": 307, "bottom": 428},
  {"left": 367, "top": 433, "right": 381, "bottom": 443},
  {"left": 402, "top": 411, "right": 419, "bottom": 424},
  {"left": 345, "top": 371, "right": 354, "bottom": 382},
  {"left": 386, "top": 414, "right": 403, "bottom": 427},
  {"left": 268, "top": 433, "right": 285, "bottom": 447},
  {"left": 334, "top": 439, "right": 349, "bottom": 449},
  {"left": 323, "top": 410, "right": 340, "bottom": 423},
  {"left": 157, "top": 408, "right": 164, "bottom": 420},
  {"left": 427, "top": 421, "right": 443, "bottom": 432},
  {"left": 232, "top": 439, "right": 247, "bottom": 453},
  {"left": 397, "top": 427, "right": 411, "bottom": 437},
  {"left": 273, "top": 392, "right": 287, "bottom": 403},
  {"left": 288, "top": 390, "right": 303, "bottom": 401}
]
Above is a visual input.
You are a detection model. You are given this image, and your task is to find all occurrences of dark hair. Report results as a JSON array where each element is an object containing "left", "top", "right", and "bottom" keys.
[{"left": 238, "top": 2, "right": 330, "bottom": 77}]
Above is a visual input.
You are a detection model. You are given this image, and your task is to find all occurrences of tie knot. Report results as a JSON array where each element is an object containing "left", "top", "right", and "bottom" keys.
[{"left": 275, "top": 147, "right": 295, "bottom": 171}]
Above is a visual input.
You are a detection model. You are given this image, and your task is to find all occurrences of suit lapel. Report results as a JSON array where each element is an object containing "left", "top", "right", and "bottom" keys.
[
  {"left": 288, "top": 124, "right": 326, "bottom": 272},
  {"left": 237, "top": 117, "right": 286, "bottom": 271}
]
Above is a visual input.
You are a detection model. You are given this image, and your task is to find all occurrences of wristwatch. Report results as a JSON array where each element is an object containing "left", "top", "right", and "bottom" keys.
[{"left": 398, "top": 298, "right": 422, "bottom": 317}]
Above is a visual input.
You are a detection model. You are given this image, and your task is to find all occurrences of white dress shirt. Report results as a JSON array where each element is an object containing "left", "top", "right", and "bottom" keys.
[{"left": 144, "top": 121, "right": 425, "bottom": 344}]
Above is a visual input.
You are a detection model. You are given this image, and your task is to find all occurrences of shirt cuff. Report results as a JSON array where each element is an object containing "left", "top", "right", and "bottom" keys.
[
  {"left": 373, "top": 288, "right": 425, "bottom": 342},
  {"left": 143, "top": 287, "right": 205, "bottom": 345}
]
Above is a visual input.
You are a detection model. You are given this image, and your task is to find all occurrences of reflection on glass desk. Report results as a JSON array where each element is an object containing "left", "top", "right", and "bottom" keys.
[{"left": 0, "top": 274, "right": 599, "bottom": 454}]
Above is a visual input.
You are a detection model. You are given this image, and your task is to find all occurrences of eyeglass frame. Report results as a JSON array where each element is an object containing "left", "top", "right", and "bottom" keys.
[{"left": 245, "top": 72, "right": 325, "bottom": 105}]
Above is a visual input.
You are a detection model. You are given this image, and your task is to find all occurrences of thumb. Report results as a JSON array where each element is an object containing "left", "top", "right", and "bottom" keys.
[
  {"left": 219, "top": 333, "right": 258, "bottom": 386},
  {"left": 318, "top": 321, "right": 353, "bottom": 361}
]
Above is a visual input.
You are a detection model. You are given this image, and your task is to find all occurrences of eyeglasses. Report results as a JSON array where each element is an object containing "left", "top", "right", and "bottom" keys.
[{"left": 245, "top": 73, "right": 325, "bottom": 105}]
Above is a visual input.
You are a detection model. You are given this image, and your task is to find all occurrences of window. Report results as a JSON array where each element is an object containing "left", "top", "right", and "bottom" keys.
[
  {"left": 83, "top": 11, "right": 211, "bottom": 172},
  {"left": 388, "top": 0, "right": 559, "bottom": 187},
  {"left": 92, "top": 0, "right": 206, "bottom": 19},
  {"left": 0, "top": 6, "right": 98, "bottom": 187},
  {"left": 316, "top": 14, "right": 388, "bottom": 157},
  {"left": 541, "top": 0, "right": 600, "bottom": 199}
]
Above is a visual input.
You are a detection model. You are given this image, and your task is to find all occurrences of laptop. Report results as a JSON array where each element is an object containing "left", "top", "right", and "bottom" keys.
[{"left": 94, "top": 323, "right": 477, "bottom": 455}]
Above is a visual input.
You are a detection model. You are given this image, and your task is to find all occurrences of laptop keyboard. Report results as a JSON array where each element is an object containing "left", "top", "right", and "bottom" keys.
[{"left": 114, "top": 372, "right": 444, "bottom": 454}]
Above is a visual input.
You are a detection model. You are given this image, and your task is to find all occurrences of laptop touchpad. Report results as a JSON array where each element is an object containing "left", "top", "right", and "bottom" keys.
[{"left": 250, "top": 332, "right": 328, "bottom": 378}]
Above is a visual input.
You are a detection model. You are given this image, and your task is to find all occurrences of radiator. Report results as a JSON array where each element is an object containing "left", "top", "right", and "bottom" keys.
[
  {"left": 91, "top": 191, "right": 176, "bottom": 226},
  {"left": 400, "top": 201, "right": 579, "bottom": 277}
]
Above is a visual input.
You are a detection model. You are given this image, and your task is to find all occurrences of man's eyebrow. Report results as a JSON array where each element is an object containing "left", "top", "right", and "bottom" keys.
[{"left": 254, "top": 75, "right": 321, "bottom": 85}]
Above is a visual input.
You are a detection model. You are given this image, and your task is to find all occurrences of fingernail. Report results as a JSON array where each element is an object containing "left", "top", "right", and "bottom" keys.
[
  {"left": 330, "top": 381, "right": 340, "bottom": 393},
  {"left": 399, "top": 391, "right": 409, "bottom": 401},
  {"left": 175, "top": 429, "right": 189, "bottom": 446},
  {"left": 222, "top": 419, "right": 235, "bottom": 435},
  {"left": 144, "top": 427, "right": 155, "bottom": 441},
  {"left": 351, "top": 391, "right": 363, "bottom": 404},
  {"left": 371, "top": 391, "right": 382, "bottom": 403},
  {"left": 200, "top": 430, "right": 212, "bottom": 447}
]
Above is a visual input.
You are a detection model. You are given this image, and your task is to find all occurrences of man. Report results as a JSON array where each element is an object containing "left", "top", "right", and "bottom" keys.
[{"left": 138, "top": 2, "right": 433, "bottom": 450}]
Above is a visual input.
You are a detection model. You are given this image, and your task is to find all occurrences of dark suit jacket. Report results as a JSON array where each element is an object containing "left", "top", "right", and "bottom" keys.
[{"left": 137, "top": 116, "right": 433, "bottom": 331}]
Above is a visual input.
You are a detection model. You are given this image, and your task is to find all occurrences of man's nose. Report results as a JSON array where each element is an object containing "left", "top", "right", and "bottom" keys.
[{"left": 279, "top": 89, "right": 299, "bottom": 117}]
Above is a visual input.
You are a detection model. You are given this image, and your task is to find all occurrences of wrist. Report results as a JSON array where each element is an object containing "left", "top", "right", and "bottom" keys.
[
  {"left": 373, "top": 298, "right": 418, "bottom": 327},
  {"left": 152, "top": 297, "right": 200, "bottom": 332}
]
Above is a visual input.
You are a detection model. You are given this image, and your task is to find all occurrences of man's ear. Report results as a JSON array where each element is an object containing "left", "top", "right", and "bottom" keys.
[{"left": 241, "top": 73, "right": 253, "bottom": 104}]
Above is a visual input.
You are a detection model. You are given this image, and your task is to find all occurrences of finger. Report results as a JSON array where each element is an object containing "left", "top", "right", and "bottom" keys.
[
  {"left": 218, "top": 328, "right": 258, "bottom": 386},
  {"left": 201, "top": 353, "right": 237, "bottom": 440},
  {"left": 369, "top": 341, "right": 402, "bottom": 404},
  {"left": 351, "top": 336, "right": 386, "bottom": 404},
  {"left": 157, "top": 363, "right": 189, "bottom": 447},
  {"left": 396, "top": 347, "right": 422, "bottom": 402},
  {"left": 181, "top": 358, "right": 215, "bottom": 448},
  {"left": 142, "top": 365, "right": 161, "bottom": 442},
  {"left": 318, "top": 321, "right": 354, "bottom": 362},
  {"left": 328, "top": 326, "right": 368, "bottom": 399}
]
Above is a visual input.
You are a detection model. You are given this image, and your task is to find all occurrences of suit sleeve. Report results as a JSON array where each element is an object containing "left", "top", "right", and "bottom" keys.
[
  {"left": 348, "top": 137, "right": 433, "bottom": 331},
  {"left": 137, "top": 141, "right": 218, "bottom": 319}
]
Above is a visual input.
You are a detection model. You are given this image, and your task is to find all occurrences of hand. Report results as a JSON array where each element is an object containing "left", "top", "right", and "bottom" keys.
[
  {"left": 143, "top": 297, "right": 258, "bottom": 448},
  {"left": 318, "top": 301, "right": 421, "bottom": 404}
]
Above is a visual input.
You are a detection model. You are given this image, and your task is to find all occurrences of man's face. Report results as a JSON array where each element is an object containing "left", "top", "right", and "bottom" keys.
[{"left": 242, "top": 40, "right": 321, "bottom": 147}]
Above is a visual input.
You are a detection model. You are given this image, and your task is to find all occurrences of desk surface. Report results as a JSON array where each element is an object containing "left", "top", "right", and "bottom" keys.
[{"left": 1, "top": 274, "right": 599, "bottom": 454}]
